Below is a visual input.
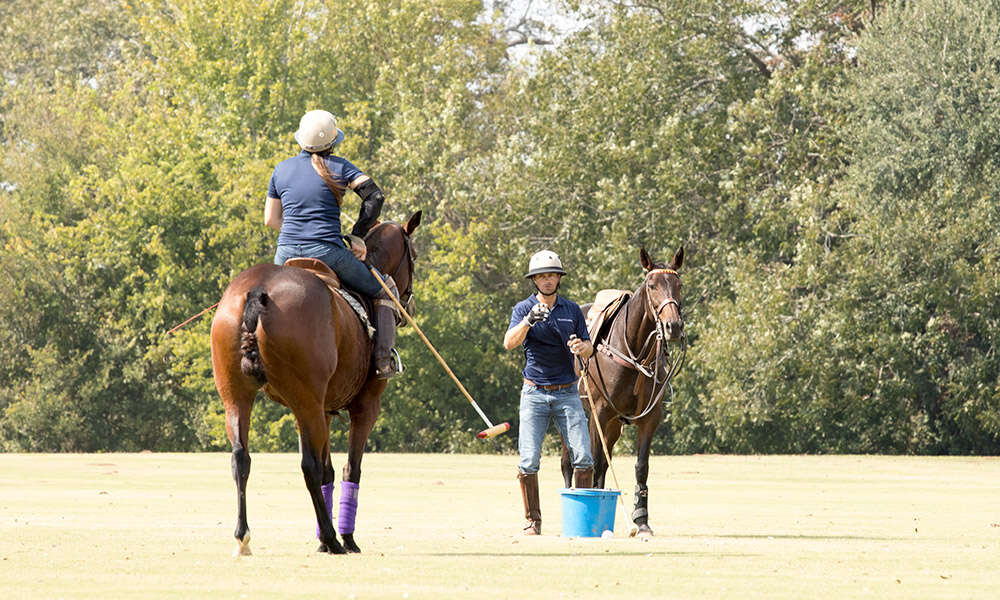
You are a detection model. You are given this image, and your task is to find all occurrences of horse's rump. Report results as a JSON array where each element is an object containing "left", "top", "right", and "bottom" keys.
[{"left": 215, "top": 264, "right": 360, "bottom": 392}]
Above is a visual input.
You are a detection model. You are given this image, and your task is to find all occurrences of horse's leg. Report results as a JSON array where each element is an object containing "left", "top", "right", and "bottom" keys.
[
  {"left": 297, "top": 405, "right": 346, "bottom": 555},
  {"left": 632, "top": 407, "right": 662, "bottom": 537},
  {"left": 315, "top": 414, "right": 336, "bottom": 544},
  {"left": 340, "top": 382, "right": 385, "bottom": 553},
  {"left": 222, "top": 389, "right": 256, "bottom": 557},
  {"left": 559, "top": 433, "right": 573, "bottom": 488}
]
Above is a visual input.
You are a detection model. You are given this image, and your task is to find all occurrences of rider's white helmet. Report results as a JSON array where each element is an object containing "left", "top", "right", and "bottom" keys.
[
  {"left": 294, "top": 110, "right": 345, "bottom": 152},
  {"left": 524, "top": 250, "right": 566, "bottom": 278}
]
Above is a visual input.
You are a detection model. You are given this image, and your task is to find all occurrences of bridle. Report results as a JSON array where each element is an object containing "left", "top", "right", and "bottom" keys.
[
  {"left": 586, "top": 267, "right": 686, "bottom": 422},
  {"left": 645, "top": 268, "right": 683, "bottom": 340},
  {"left": 395, "top": 232, "right": 416, "bottom": 317}
]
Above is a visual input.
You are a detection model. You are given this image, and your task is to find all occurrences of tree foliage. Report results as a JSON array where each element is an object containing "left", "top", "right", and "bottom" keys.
[{"left": 1, "top": 0, "right": 997, "bottom": 454}]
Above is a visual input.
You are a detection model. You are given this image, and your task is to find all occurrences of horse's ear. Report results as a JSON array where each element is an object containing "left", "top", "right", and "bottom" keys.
[
  {"left": 670, "top": 245, "right": 684, "bottom": 270},
  {"left": 404, "top": 210, "right": 422, "bottom": 236},
  {"left": 639, "top": 247, "right": 654, "bottom": 271}
]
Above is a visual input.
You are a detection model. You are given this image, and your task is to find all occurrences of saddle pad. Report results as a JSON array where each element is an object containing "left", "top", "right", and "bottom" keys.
[
  {"left": 283, "top": 257, "right": 374, "bottom": 339},
  {"left": 334, "top": 289, "right": 375, "bottom": 339}
]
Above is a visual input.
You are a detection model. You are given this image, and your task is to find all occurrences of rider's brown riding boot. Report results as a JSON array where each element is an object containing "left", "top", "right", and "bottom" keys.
[
  {"left": 372, "top": 277, "right": 399, "bottom": 379},
  {"left": 573, "top": 467, "right": 594, "bottom": 489},
  {"left": 518, "top": 472, "right": 541, "bottom": 535}
]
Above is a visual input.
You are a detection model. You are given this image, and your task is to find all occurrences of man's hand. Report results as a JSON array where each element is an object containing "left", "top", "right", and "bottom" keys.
[
  {"left": 568, "top": 334, "right": 593, "bottom": 358},
  {"left": 525, "top": 303, "right": 550, "bottom": 327}
]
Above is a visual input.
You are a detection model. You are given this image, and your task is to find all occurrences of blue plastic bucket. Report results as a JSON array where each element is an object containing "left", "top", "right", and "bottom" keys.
[{"left": 559, "top": 488, "right": 621, "bottom": 537}]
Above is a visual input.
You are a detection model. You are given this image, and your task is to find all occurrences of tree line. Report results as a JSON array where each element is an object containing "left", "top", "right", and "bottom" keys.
[{"left": 1, "top": 0, "right": 997, "bottom": 454}]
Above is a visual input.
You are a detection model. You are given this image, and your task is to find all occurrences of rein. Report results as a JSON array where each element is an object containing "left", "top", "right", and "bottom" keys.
[
  {"left": 166, "top": 302, "right": 219, "bottom": 335},
  {"left": 585, "top": 268, "right": 685, "bottom": 422},
  {"left": 366, "top": 221, "right": 416, "bottom": 316}
]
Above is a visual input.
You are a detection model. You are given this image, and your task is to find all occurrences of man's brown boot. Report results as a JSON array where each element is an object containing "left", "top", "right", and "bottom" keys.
[
  {"left": 573, "top": 467, "right": 594, "bottom": 489},
  {"left": 517, "top": 472, "right": 541, "bottom": 535}
]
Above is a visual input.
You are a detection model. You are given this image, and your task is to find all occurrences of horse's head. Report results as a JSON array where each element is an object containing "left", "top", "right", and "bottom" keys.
[
  {"left": 365, "top": 211, "right": 422, "bottom": 320},
  {"left": 639, "top": 246, "right": 684, "bottom": 341}
]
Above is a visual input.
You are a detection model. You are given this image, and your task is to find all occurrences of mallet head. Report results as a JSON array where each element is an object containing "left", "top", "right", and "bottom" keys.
[{"left": 477, "top": 422, "right": 510, "bottom": 439}]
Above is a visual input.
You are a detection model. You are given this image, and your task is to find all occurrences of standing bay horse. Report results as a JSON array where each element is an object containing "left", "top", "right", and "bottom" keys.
[
  {"left": 210, "top": 211, "right": 420, "bottom": 556},
  {"left": 561, "top": 246, "right": 685, "bottom": 537}
]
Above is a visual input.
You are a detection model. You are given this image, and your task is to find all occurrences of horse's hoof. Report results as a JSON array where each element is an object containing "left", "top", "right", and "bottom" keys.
[
  {"left": 637, "top": 525, "right": 654, "bottom": 539},
  {"left": 317, "top": 540, "right": 347, "bottom": 554},
  {"left": 343, "top": 534, "right": 361, "bottom": 553},
  {"left": 233, "top": 534, "right": 252, "bottom": 557}
]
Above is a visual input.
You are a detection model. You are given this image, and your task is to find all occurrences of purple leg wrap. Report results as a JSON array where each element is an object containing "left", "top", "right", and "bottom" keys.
[
  {"left": 337, "top": 481, "right": 359, "bottom": 535},
  {"left": 316, "top": 482, "right": 334, "bottom": 539}
]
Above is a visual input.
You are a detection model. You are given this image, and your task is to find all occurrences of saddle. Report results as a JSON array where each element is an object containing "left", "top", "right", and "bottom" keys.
[
  {"left": 283, "top": 257, "right": 375, "bottom": 338},
  {"left": 586, "top": 289, "right": 631, "bottom": 345}
]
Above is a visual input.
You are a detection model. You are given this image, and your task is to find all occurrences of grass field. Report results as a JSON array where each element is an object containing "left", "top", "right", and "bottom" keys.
[{"left": 1, "top": 452, "right": 998, "bottom": 599}]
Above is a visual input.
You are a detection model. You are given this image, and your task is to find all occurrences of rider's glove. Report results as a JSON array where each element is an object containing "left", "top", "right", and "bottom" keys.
[{"left": 525, "top": 303, "right": 550, "bottom": 327}]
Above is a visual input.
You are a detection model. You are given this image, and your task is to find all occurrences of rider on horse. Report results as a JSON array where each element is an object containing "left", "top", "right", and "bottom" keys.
[
  {"left": 504, "top": 250, "right": 595, "bottom": 535},
  {"left": 264, "top": 110, "right": 398, "bottom": 378}
]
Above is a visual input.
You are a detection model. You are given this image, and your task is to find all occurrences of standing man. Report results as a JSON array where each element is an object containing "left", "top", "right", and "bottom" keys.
[{"left": 504, "top": 250, "right": 595, "bottom": 536}]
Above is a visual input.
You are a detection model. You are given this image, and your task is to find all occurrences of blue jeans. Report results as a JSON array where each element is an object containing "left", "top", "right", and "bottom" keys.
[
  {"left": 518, "top": 383, "right": 594, "bottom": 474},
  {"left": 275, "top": 240, "right": 382, "bottom": 298}
]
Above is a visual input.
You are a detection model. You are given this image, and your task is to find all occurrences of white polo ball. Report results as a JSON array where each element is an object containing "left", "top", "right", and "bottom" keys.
[{"left": 601, "top": 530, "right": 614, "bottom": 539}]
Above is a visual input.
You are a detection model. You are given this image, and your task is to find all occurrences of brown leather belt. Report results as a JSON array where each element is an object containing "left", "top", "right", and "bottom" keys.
[{"left": 524, "top": 378, "right": 574, "bottom": 391}]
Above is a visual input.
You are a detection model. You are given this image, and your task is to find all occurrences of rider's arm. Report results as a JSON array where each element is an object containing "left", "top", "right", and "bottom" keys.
[
  {"left": 264, "top": 196, "right": 282, "bottom": 230},
  {"left": 349, "top": 175, "right": 385, "bottom": 238}
]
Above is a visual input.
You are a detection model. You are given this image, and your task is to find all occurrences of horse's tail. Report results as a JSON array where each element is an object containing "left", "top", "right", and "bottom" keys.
[{"left": 239, "top": 286, "right": 268, "bottom": 384}]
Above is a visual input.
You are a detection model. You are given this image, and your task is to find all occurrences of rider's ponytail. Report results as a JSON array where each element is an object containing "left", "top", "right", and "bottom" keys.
[{"left": 311, "top": 151, "right": 345, "bottom": 206}]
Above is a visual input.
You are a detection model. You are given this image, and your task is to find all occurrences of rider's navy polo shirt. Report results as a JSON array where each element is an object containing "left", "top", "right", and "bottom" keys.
[
  {"left": 508, "top": 295, "right": 590, "bottom": 386},
  {"left": 267, "top": 151, "right": 364, "bottom": 245}
]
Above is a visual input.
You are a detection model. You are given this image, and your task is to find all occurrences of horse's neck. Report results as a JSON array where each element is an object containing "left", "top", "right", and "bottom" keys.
[
  {"left": 368, "top": 241, "right": 398, "bottom": 277},
  {"left": 610, "top": 285, "right": 653, "bottom": 351}
]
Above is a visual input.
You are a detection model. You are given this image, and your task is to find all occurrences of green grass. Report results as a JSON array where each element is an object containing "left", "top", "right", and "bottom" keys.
[{"left": 1, "top": 453, "right": 998, "bottom": 599}]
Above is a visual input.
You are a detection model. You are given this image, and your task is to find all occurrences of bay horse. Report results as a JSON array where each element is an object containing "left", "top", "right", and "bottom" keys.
[
  {"left": 561, "top": 246, "right": 685, "bottom": 537},
  {"left": 210, "top": 211, "right": 420, "bottom": 555}
]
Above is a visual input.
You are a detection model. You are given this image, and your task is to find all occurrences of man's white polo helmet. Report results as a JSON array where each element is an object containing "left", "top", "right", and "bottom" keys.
[
  {"left": 525, "top": 250, "right": 566, "bottom": 278},
  {"left": 294, "top": 110, "right": 345, "bottom": 152}
]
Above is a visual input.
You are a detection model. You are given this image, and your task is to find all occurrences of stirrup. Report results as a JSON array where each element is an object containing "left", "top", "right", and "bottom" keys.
[{"left": 374, "top": 348, "right": 404, "bottom": 379}]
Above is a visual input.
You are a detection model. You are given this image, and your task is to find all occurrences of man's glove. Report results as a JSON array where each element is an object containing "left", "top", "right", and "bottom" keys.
[{"left": 525, "top": 303, "right": 550, "bottom": 327}]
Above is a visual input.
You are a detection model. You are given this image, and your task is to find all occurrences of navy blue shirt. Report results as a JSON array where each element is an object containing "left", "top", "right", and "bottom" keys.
[
  {"left": 268, "top": 151, "right": 364, "bottom": 245},
  {"left": 508, "top": 295, "right": 590, "bottom": 386}
]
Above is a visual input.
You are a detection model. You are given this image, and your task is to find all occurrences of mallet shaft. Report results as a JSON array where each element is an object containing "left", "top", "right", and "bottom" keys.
[{"left": 368, "top": 267, "right": 499, "bottom": 431}]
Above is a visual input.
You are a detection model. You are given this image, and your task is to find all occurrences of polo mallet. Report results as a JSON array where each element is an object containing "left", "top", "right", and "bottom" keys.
[
  {"left": 369, "top": 267, "right": 510, "bottom": 439},
  {"left": 573, "top": 337, "right": 639, "bottom": 538}
]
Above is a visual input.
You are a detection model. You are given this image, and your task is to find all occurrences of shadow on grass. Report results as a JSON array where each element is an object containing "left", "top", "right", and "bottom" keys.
[
  {"left": 423, "top": 551, "right": 759, "bottom": 558},
  {"left": 689, "top": 533, "right": 910, "bottom": 541}
]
